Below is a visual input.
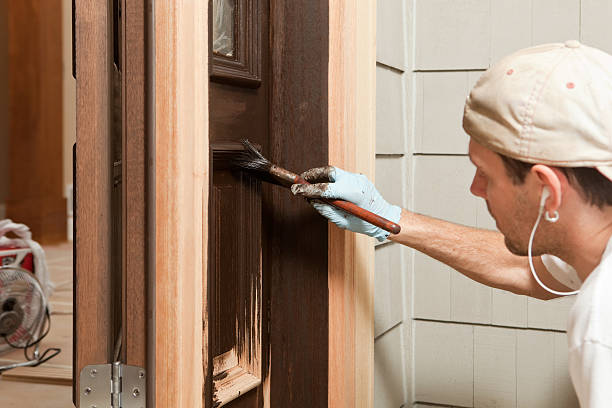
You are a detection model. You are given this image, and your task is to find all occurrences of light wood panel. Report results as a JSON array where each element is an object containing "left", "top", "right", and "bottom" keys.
[
  {"left": 153, "top": 1, "right": 207, "bottom": 406},
  {"left": 328, "top": 0, "right": 376, "bottom": 406}
]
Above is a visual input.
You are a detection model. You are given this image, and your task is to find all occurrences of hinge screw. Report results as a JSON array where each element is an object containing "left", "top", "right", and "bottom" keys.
[
  {"left": 132, "top": 387, "right": 141, "bottom": 397},
  {"left": 84, "top": 387, "right": 92, "bottom": 395},
  {"left": 90, "top": 368, "right": 98, "bottom": 377},
  {"left": 139, "top": 371, "right": 145, "bottom": 379}
]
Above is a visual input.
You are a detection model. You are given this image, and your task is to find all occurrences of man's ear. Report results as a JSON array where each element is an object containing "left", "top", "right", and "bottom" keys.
[{"left": 531, "top": 165, "right": 563, "bottom": 212}]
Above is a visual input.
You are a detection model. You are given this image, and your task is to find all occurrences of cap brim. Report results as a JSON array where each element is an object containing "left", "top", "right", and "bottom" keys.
[{"left": 596, "top": 166, "right": 612, "bottom": 183}]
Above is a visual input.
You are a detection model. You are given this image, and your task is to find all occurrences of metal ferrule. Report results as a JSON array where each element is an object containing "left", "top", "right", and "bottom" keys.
[{"left": 269, "top": 165, "right": 299, "bottom": 186}]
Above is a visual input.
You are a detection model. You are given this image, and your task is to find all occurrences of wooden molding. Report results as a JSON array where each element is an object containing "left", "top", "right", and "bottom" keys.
[
  {"left": 328, "top": 0, "right": 376, "bottom": 407},
  {"left": 211, "top": 0, "right": 262, "bottom": 87},
  {"left": 153, "top": 1, "right": 208, "bottom": 406}
]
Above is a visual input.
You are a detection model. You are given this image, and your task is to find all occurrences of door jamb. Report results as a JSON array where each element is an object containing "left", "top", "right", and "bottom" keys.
[{"left": 328, "top": 0, "right": 376, "bottom": 406}]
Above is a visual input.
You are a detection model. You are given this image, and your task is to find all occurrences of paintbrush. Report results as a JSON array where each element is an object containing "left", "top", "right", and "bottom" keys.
[{"left": 233, "top": 140, "right": 401, "bottom": 235}]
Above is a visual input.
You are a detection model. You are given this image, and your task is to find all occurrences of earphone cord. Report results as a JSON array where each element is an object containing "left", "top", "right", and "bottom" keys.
[{"left": 528, "top": 206, "right": 579, "bottom": 296}]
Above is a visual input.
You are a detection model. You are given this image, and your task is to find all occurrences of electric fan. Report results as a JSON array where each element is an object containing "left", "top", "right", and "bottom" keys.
[{"left": 0, "top": 265, "right": 60, "bottom": 372}]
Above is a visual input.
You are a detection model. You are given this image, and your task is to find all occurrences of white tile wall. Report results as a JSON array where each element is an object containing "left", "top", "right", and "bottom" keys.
[
  {"left": 474, "top": 326, "right": 517, "bottom": 407},
  {"left": 413, "top": 156, "right": 479, "bottom": 225},
  {"left": 554, "top": 332, "right": 580, "bottom": 407},
  {"left": 376, "top": 0, "right": 405, "bottom": 70},
  {"left": 375, "top": 157, "right": 405, "bottom": 208},
  {"left": 451, "top": 272, "right": 491, "bottom": 324},
  {"left": 581, "top": 0, "right": 612, "bottom": 54},
  {"left": 415, "top": 72, "right": 470, "bottom": 154},
  {"left": 413, "top": 253, "right": 451, "bottom": 320},
  {"left": 375, "top": 243, "right": 403, "bottom": 337},
  {"left": 414, "top": 321, "right": 474, "bottom": 407},
  {"left": 415, "top": 0, "right": 490, "bottom": 70},
  {"left": 491, "top": 288, "right": 528, "bottom": 327},
  {"left": 532, "top": 0, "right": 580, "bottom": 45},
  {"left": 528, "top": 295, "right": 576, "bottom": 331},
  {"left": 490, "top": 0, "right": 532, "bottom": 63},
  {"left": 377, "top": 65, "right": 405, "bottom": 154},
  {"left": 374, "top": 326, "right": 406, "bottom": 407},
  {"left": 517, "top": 330, "right": 556, "bottom": 407}
]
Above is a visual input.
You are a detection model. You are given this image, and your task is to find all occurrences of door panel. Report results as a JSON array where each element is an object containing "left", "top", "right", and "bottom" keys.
[
  {"left": 208, "top": 0, "right": 268, "bottom": 405},
  {"left": 209, "top": 0, "right": 329, "bottom": 406}
]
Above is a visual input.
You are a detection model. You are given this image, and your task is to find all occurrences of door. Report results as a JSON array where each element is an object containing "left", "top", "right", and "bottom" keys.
[{"left": 208, "top": 0, "right": 330, "bottom": 406}]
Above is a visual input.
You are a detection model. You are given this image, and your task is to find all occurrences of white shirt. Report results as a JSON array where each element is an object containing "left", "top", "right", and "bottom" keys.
[{"left": 542, "top": 237, "right": 612, "bottom": 407}]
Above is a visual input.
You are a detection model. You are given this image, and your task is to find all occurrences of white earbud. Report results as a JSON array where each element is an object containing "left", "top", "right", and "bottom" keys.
[{"left": 540, "top": 186, "right": 551, "bottom": 209}]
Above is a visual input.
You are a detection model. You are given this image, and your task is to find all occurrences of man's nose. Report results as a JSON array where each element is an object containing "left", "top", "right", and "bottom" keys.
[{"left": 470, "top": 176, "right": 486, "bottom": 199}]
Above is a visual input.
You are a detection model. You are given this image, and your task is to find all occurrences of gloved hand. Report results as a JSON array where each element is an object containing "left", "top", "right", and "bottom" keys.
[{"left": 291, "top": 166, "right": 402, "bottom": 242}]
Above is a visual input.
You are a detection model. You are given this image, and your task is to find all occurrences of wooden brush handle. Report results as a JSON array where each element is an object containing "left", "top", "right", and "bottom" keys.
[{"left": 294, "top": 175, "right": 402, "bottom": 235}]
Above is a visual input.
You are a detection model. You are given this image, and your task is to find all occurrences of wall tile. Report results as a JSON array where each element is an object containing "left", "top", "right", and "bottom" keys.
[
  {"left": 532, "top": 0, "right": 580, "bottom": 45},
  {"left": 554, "top": 332, "right": 580, "bottom": 407},
  {"left": 581, "top": 0, "right": 612, "bottom": 55},
  {"left": 528, "top": 295, "right": 576, "bottom": 331},
  {"left": 375, "top": 325, "right": 406, "bottom": 407},
  {"left": 474, "top": 326, "right": 517, "bottom": 407},
  {"left": 376, "top": 65, "right": 405, "bottom": 154},
  {"left": 451, "top": 272, "right": 491, "bottom": 324},
  {"left": 415, "top": 72, "right": 470, "bottom": 154},
  {"left": 377, "top": 0, "right": 406, "bottom": 70},
  {"left": 375, "top": 243, "right": 403, "bottom": 337},
  {"left": 375, "top": 156, "right": 405, "bottom": 207},
  {"left": 492, "top": 288, "right": 528, "bottom": 327},
  {"left": 517, "top": 330, "right": 555, "bottom": 407},
  {"left": 415, "top": 321, "right": 474, "bottom": 406},
  {"left": 490, "top": 0, "right": 532, "bottom": 63},
  {"left": 413, "top": 156, "right": 479, "bottom": 226},
  {"left": 415, "top": 0, "right": 490, "bottom": 70},
  {"left": 413, "top": 253, "right": 451, "bottom": 320}
]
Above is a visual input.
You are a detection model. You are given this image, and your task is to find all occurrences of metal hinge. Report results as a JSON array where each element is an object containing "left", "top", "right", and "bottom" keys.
[{"left": 80, "top": 362, "right": 146, "bottom": 407}]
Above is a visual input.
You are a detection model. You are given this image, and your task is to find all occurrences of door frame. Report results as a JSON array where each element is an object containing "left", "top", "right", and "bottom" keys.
[
  {"left": 152, "top": 0, "right": 376, "bottom": 406},
  {"left": 76, "top": 0, "right": 375, "bottom": 405}
]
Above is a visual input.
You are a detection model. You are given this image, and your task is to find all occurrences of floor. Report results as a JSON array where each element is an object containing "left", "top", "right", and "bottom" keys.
[{"left": 0, "top": 242, "right": 74, "bottom": 407}]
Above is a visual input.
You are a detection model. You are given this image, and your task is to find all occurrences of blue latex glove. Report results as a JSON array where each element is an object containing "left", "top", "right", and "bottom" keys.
[{"left": 291, "top": 166, "right": 402, "bottom": 242}]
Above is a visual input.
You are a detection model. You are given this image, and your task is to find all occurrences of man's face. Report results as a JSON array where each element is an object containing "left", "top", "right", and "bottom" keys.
[{"left": 468, "top": 139, "right": 542, "bottom": 255}]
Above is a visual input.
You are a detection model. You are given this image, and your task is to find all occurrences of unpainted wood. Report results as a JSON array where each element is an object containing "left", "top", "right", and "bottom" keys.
[
  {"left": 6, "top": 0, "right": 66, "bottom": 244},
  {"left": 328, "top": 0, "right": 376, "bottom": 406},
  {"left": 154, "top": 1, "right": 207, "bottom": 406},
  {"left": 120, "top": 0, "right": 147, "bottom": 369},
  {"left": 2, "top": 364, "right": 72, "bottom": 386},
  {"left": 74, "top": 0, "right": 113, "bottom": 405}
]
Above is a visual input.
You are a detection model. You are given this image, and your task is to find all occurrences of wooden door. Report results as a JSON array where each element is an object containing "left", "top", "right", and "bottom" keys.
[{"left": 207, "top": 0, "right": 329, "bottom": 406}]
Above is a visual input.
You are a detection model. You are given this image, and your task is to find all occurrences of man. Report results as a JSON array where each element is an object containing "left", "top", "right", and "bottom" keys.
[{"left": 292, "top": 41, "right": 612, "bottom": 406}]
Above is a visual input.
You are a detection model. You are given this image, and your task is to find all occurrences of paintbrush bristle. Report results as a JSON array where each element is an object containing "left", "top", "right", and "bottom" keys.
[{"left": 232, "top": 139, "right": 272, "bottom": 172}]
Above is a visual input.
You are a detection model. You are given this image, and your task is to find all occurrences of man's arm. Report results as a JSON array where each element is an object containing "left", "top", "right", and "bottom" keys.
[{"left": 390, "top": 209, "right": 570, "bottom": 300}]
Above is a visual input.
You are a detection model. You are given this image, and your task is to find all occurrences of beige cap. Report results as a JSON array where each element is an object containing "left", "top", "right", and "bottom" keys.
[{"left": 463, "top": 40, "right": 612, "bottom": 182}]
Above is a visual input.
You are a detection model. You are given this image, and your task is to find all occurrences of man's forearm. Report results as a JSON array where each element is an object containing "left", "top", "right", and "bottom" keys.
[{"left": 389, "top": 209, "right": 562, "bottom": 299}]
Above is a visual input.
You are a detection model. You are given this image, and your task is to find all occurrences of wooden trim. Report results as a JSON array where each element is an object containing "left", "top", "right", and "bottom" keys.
[
  {"left": 153, "top": 1, "right": 208, "bottom": 406},
  {"left": 328, "top": 0, "right": 376, "bottom": 407},
  {"left": 74, "top": 0, "right": 113, "bottom": 404},
  {"left": 121, "top": 0, "right": 147, "bottom": 369}
]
